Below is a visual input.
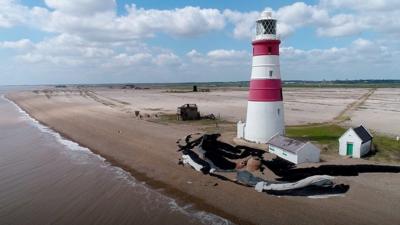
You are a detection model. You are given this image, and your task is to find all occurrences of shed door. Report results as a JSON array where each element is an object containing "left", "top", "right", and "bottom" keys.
[{"left": 346, "top": 143, "right": 353, "bottom": 156}]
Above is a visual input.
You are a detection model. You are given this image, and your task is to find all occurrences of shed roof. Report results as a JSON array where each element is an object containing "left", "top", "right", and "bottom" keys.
[
  {"left": 353, "top": 125, "right": 373, "bottom": 143},
  {"left": 268, "top": 135, "right": 306, "bottom": 155}
]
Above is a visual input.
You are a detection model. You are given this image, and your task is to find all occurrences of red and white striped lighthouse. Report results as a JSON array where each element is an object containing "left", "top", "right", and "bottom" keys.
[{"left": 237, "top": 11, "right": 285, "bottom": 143}]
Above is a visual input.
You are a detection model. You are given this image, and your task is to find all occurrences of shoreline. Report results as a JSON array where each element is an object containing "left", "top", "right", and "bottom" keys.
[
  {"left": 4, "top": 94, "right": 243, "bottom": 225},
  {"left": 6, "top": 90, "right": 400, "bottom": 225}
]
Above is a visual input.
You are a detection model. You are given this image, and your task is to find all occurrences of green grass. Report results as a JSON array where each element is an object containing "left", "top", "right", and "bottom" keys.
[
  {"left": 286, "top": 124, "right": 400, "bottom": 162},
  {"left": 286, "top": 124, "right": 346, "bottom": 154},
  {"left": 152, "top": 113, "right": 234, "bottom": 126},
  {"left": 150, "top": 114, "right": 236, "bottom": 134},
  {"left": 164, "top": 89, "right": 193, "bottom": 93},
  {"left": 369, "top": 135, "right": 400, "bottom": 162}
]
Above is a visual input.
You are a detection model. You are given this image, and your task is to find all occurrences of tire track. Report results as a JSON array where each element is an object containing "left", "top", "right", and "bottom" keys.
[{"left": 331, "top": 88, "right": 376, "bottom": 124}]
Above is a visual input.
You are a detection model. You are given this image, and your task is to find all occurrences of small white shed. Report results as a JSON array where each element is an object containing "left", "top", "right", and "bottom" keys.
[
  {"left": 267, "top": 135, "right": 320, "bottom": 164},
  {"left": 339, "top": 125, "right": 373, "bottom": 158}
]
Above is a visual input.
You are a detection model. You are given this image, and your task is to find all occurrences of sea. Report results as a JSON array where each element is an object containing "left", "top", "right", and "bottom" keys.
[{"left": 0, "top": 86, "right": 232, "bottom": 225}]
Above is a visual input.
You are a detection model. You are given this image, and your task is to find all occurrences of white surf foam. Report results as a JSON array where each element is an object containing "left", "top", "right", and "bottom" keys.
[
  {"left": 167, "top": 200, "right": 231, "bottom": 225},
  {"left": 2, "top": 95, "right": 233, "bottom": 225},
  {"left": 2, "top": 95, "right": 92, "bottom": 154}
]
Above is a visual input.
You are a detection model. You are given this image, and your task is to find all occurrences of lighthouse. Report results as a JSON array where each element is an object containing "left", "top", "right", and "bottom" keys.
[{"left": 237, "top": 11, "right": 285, "bottom": 143}]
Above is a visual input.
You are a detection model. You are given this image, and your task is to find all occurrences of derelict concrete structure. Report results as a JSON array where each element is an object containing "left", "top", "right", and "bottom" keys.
[{"left": 237, "top": 11, "right": 285, "bottom": 143}]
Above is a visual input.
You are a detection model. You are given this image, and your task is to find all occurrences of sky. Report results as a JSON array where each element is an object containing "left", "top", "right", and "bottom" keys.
[{"left": 0, "top": 0, "right": 399, "bottom": 85}]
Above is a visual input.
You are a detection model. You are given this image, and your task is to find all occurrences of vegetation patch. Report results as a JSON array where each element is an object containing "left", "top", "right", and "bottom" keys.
[
  {"left": 150, "top": 113, "right": 235, "bottom": 133},
  {"left": 153, "top": 112, "right": 400, "bottom": 162},
  {"left": 286, "top": 124, "right": 345, "bottom": 154},
  {"left": 368, "top": 135, "right": 400, "bottom": 162},
  {"left": 155, "top": 113, "right": 231, "bottom": 125},
  {"left": 165, "top": 89, "right": 193, "bottom": 93},
  {"left": 286, "top": 124, "right": 400, "bottom": 162}
]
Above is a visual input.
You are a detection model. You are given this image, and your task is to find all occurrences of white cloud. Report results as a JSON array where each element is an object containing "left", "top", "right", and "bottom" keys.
[
  {"left": 224, "top": 1, "right": 400, "bottom": 39},
  {"left": 352, "top": 38, "right": 373, "bottom": 48},
  {"left": 152, "top": 53, "right": 181, "bottom": 66},
  {"left": 105, "top": 53, "right": 152, "bottom": 67},
  {"left": 1, "top": 0, "right": 400, "bottom": 84},
  {"left": 121, "top": 5, "right": 225, "bottom": 38},
  {"left": 319, "top": 0, "right": 400, "bottom": 12},
  {"left": 223, "top": 9, "right": 260, "bottom": 39},
  {"left": 276, "top": 2, "right": 329, "bottom": 36},
  {"left": 188, "top": 49, "right": 250, "bottom": 67},
  {"left": 0, "top": 0, "right": 31, "bottom": 28},
  {"left": 207, "top": 49, "right": 248, "bottom": 60},
  {"left": 186, "top": 49, "right": 201, "bottom": 58},
  {"left": 16, "top": 53, "right": 83, "bottom": 66},
  {"left": 13, "top": 34, "right": 115, "bottom": 66},
  {"left": 3, "top": 0, "right": 400, "bottom": 41},
  {"left": 224, "top": 3, "right": 330, "bottom": 39},
  {"left": 0, "top": 39, "right": 33, "bottom": 49},
  {"left": 9, "top": 34, "right": 183, "bottom": 70},
  {"left": 280, "top": 38, "right": 397, "bottom": 79},
  {"left": 44, "top": 0, "right": 116, "bottom": 16},
  {"left": 317, "top": 0, "right": 400, "bottom": 37},
  {"left": 1, "top": 2, "right": 226, "bottom": 42},
  {"left": 316, "top": 13, "right": 367, "bottom": 37}
]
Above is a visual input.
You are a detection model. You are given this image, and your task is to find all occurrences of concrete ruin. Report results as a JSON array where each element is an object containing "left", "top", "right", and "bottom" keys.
[{"left": 177, "top": 104, "right": 201, "bottom": 121}]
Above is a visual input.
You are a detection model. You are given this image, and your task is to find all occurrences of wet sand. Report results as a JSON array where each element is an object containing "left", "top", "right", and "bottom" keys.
[
  {"left": 5, "top": 88, "right": 400, "bottom": 225},
  {"left": 0, "top": 91, "right": 229, "bottom": 225}
]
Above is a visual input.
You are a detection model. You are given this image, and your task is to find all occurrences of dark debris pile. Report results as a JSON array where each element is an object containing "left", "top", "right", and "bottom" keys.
[{"left": 176, "top": 133, "right": 350, "bottom": 196}]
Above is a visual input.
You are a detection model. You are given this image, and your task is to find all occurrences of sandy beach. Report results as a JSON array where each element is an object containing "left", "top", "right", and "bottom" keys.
[{"left": 7, "top": 87, "right": 400, "bottom": 225}]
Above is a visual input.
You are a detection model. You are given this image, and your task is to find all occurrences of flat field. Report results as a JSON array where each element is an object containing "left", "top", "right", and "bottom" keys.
[{"left": 89, "top": 87, "right": 399, "bottom": 136}]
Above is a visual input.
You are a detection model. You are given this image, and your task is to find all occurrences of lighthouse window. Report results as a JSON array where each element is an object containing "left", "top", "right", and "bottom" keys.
[
  {"left": 277, "top": 108, "right": 280, "bottom": 115},
  {"left": 256, "top": 22, "right": 266, "bottom": 35},
  {"left": 269, "top": 70, "right": 273, "bottom": 77},
  {"left": 261, "top": 20, "right": 276, "bottom": 35},
  {"left": 256, "top": 19, "right": 277, "bottom": 35},
  {"left": 268, "top": 46, "right": 272, "bottom": 53}
]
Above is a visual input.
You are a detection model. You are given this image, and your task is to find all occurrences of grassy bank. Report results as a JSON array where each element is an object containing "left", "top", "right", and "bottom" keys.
[
  {"left": 286, "top": 124, "right": 345, "bottom": 155},
  {"left": 371, "top": 135, "right": 400, "bottom": 162},
  {"left": 286, "top": 124, "right": 400, "bottom": 162}
]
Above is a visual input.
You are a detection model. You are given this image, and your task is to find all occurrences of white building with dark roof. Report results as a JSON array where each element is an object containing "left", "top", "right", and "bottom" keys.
[
  {"left": 339, "top": 125, "right": 373, "bottom": 158},
  {"left": 267, "top": 135, "right": 320, "bottom": 164}
]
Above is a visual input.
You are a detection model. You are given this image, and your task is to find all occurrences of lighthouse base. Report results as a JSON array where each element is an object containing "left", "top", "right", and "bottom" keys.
[{"left": 238, "top": 101, "right": 285, "bottom": 144}]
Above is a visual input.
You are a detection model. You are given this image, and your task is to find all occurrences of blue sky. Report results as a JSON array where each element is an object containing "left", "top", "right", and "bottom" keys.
[{"left": 0, "top": 0, "right": 399, "bottom": 85}]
